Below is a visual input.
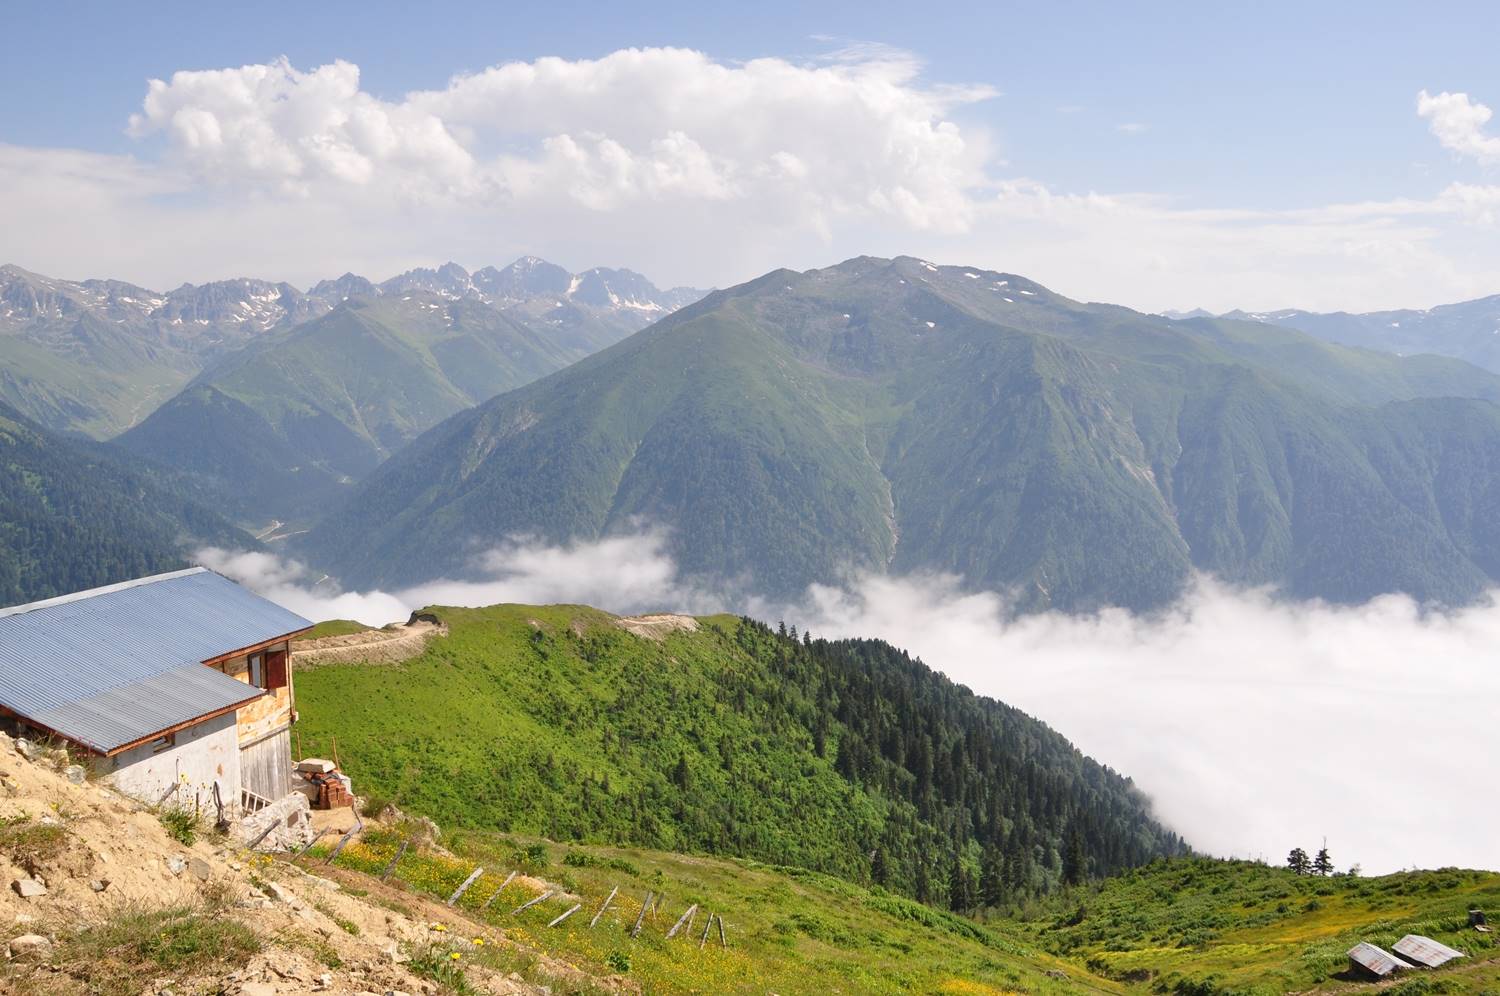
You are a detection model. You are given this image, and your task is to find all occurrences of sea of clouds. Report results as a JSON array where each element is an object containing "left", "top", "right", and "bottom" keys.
[{"left": 198, "top": 532, "right": 1500, "bottom": 876}]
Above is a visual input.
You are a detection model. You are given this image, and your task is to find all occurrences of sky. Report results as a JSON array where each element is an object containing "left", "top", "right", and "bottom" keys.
[{"left": 2, "top": 2, "right": 1499, "bottom": 309}]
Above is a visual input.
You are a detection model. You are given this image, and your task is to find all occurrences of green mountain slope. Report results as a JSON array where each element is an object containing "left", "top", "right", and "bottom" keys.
[
  {"left": 115, "top": 294, "right": 578, "bottom": 520},
  {"left": 1024, "top": 856, "right": 1500, "bottom": 992},
  {"left": 0, "top": 401, "right": 256, "bottom": 606},
  {"left": 294, "top": 604, "right": 1184, "bottom": 902},
  {"left": 302, "top": 256, "right": 1500, "bottom": 610}
]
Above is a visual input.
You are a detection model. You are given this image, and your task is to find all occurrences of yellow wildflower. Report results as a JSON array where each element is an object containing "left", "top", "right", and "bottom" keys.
[{"left": 450, "top": 951, "right": 461, "bottom": 960}]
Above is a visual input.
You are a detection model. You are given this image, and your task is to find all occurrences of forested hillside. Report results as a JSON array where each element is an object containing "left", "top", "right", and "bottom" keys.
[
  {"left": 294, "top": 604, "right": 1184, "bottom": 908},
  {"left": 302, "top": 255, "right": 1500, "bottom": 612},
  {"left": 0, "top": 401, "right": 255, "bottom": 605}
]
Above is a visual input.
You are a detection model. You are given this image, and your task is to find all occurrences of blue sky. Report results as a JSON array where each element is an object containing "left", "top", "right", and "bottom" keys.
[{"left": 2, "top": 1, "right": 1498, "bottom": 310}]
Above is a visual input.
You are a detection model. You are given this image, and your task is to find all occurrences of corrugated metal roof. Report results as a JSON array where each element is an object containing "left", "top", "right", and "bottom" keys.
[
  {"left": 1348, "top": 942, "right": 1414, "bottom": 977},
  {"left": 1392, "top": 934, "right": 1465, "bottom": 967},
  {"left": 0, "top": 568, "right": 312, "bottom": 753}
]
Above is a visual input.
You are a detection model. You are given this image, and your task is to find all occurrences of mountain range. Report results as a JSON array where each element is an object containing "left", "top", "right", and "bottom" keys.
[
  {"left": 0, "top": 259, "right": 704, "bottom": 441},
  {"left": 1167, "top": 294, "right": 1500, "bottom": 374},
  {"left": 300, "top": 256, "right": 1500, "bottom": 611}
]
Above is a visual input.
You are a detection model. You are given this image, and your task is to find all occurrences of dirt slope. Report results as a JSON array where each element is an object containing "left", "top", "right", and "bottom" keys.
[{"left": 0, "top": 732, "right": 613, "bottom": 995}]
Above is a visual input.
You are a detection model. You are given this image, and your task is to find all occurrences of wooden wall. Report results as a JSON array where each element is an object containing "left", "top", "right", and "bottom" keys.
[{"left": 240, "top": 727, "right": 293, "bottom": 800}]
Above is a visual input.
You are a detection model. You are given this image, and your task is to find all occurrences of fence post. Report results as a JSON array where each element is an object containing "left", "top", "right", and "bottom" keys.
[
  {"left": 630, "top": 891, "right": 653, "bottom": 938},
  {"left": 590, "top": 886, "right": 618, "bottom": 928},
  {"left": 378, "top": 840, "right": 409, "bottom": 882},
  {"left": 666, "top": 903, "right": 699, "bottom": 939},
  {"left": 447, "top": 866, "right": 484, "bottom": 907},
  {"left": 481, "top": 870, "right": 517, "bottom": 910},
  {"left": 512, "top": 889, "right": 555, "bottom": 915},
  {"left": 548, "top": 904, "right": 582, "bottom": 927}
]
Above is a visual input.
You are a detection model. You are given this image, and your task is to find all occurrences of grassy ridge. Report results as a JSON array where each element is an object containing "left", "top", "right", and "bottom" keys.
[
  {"left": 1022, "top": 857, "right": 1500, "bottom": 993},
  {"left": 294, "top": 604, "right": 1180, "bottom": 907}
]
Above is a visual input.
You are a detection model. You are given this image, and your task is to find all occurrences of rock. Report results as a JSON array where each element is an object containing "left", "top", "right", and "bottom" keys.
[
  {"left": 188, "top": 858, "right": 212, "bottom": 881},
  {"left": 6, "top": 933, "right": 52, "bottom": 960},
  {"left": 64, "top": 764, "right": 87, "bottom": 784},
  {"left": 0, "top": 731, "right": 12, "bottom": 752},
  {"left": 13, "top": 738, "right": 37, "bottom": 760},
  {"left": 89, "top": 878, "right": 110, "bottom": 893},
  {"left": 314, "top": 973, "right": 333, "bottom": 990},
  {"left": 235, "top": 984, "right": 276, "bottom": 996},
  {"left": 166, "top": 856, "right": 187, "bottom": 876},
  {"left": 265, "top": 881, "right": 302, "bottom": 907},
  {"left": 11, "top": 877, "right": 46, "bottom": 898}
]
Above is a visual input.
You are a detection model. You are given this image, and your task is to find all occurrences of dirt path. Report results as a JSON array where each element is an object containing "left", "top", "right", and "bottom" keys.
[{"left": 292, "top": 620, "right": 446, "bottom": 667}]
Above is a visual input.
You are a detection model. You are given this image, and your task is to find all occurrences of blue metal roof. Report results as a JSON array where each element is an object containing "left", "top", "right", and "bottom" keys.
[{"left": 0, "top": 568, "right": 313, "bottom": 753}]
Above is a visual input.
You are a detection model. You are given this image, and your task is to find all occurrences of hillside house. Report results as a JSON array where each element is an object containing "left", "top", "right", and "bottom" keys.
[{"left": 0, "top": 568, "right": 312, "bottom": 816}]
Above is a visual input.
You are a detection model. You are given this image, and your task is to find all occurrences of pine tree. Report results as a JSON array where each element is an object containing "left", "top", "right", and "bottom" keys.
[
  {"left": 1063, "top": 824, "right": 1088, "bottom": 885},
  {"left": 870, "top": 848, "right": 889, "bottom": 887},
  {"left": 948, "top": 855, "right": 974, "bottom": 913},
  {"left": 1313, "top": 843, "right": 1334, "bottom": 877},
  {"left": 1287, "top": 847, "right": 1311, "bottom": 875},
  {"left": 979, "top": 845, "right": 1005, "bottom": 908}
]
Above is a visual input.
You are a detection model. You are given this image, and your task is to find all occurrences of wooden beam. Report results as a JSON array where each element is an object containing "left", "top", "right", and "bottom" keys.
[
  {"left": 589, "top": 886, "right": 618, "bottom": 928},
  {"left": 666, "top": 903, "right": 699, "bottom": 939},
  {"left": 548, "top": 904, "right": 582, "bottom": 928},
  {"left": 447, "top": 866, "right": 484, "bottom": 907},
  {"left": 199, "top": 631, "right": 311, "bottom": 667},
  {"left": 630, "top": 891, "right": 653, "bottom": 938},
  {"left": 481, "top": 870, "right": 517, "bottom": 910},
  {"left": 512, "top": 889, "right": 555, "bottom": 915},
  {"left": 718, "top": 915, "right": 727, "bottom": 948},
  {"left": 699, "top": 913, "right": 714, "bottom": 948},
  {"left": 378, "top": 840, "right": 409, "bottom": 882},
  {"left": 294, "top": 827, "right": 333, "bottom": 858}
]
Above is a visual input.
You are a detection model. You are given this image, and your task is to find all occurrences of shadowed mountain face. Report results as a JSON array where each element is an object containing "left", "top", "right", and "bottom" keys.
[
  {"left": 299, "top": 256, "right": 1500, "bottom": 612},
  {"left": 0, "top": 401, "right": 255, "bottom": 606}
]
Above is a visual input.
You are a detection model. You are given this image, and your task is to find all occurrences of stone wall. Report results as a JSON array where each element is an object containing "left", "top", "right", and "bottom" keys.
[{"left": 236, "top": 790, "right": 317, "bottom": 851}]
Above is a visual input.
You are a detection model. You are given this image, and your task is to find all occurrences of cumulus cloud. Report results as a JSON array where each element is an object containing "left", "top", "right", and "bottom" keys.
[
  {"left": 202, "top": 534, "right": 1499, "bottom": 876},
  {"left": 1418, "top": 89, "right": 1500, "bottom": 165},
  {"left": 126, "top": 48, "right": 995, "bottom": 232},
  {"left": 6, "top": 52, "right": 1500, "bottom": 312}
]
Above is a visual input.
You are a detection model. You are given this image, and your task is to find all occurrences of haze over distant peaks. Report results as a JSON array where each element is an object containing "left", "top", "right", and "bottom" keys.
[{"left": 0, "top": 258, "right": 707, "bottom": 439}]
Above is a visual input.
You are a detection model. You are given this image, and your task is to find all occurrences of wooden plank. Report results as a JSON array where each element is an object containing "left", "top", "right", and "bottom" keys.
[
  {"left": 666, "top": 903, "right": 699, "bottom": 939},
  {"left": 481, "top": 870, "right": 517, "bottom": 910},
  {"left": 378, "top": 840, "right": 409, "bottom": 882},
  {"left": 630, "top": 891, "right": 653, "bottom": 938},
  {"left": 699, "top": 913, "right": 714, "bottom": 948},
  {"left": 512, "top": 889, "right": 555, "bottom": 915},
  {"left": 718, "top": 915, "right": 727, "bottom": 948},
  {"left": 447, "top": 866, "right": 484, "bottom": 907},
  {"left": 548, "top": 903, "right": 582, "bottom": 928},
  {"left": 590, "top": 886, "right": 618, "bottom": 928}
]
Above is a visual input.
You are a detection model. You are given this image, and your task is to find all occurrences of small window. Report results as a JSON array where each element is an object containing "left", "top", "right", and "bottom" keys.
[
  {"left": 248, "top": 653, "right": 264, "bottom": 688},
  {"left": 150, "top": 733, "right": 176, "bottom": 754}
]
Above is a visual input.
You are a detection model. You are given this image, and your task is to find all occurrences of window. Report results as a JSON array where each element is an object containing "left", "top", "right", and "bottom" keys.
[
  {"left": 265, "top": 649, "right": 288, "bottom": 689},
  {"left": 248, "top": 653, "right": 264, "bottom": 688},
  {"left": 150, "top": 733, "right": 176, "bottom": 754}
]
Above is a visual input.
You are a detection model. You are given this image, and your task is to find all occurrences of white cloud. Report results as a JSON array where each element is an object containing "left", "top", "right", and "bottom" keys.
[
  {"left": 1115, "top": 121, "right": 1147, "bottom": 134},
  {"left": 1418, "top": 89, "right": 1500, "bottom": 165},
  {"left": 4, "top": 52, "right": 1500, "bottom": 312},
  {"left": 204, "top": 535, "right": 1500, "bottom": 876},
  {"left": 125, "top": 48, "right": 995, "bottom": 233}
]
